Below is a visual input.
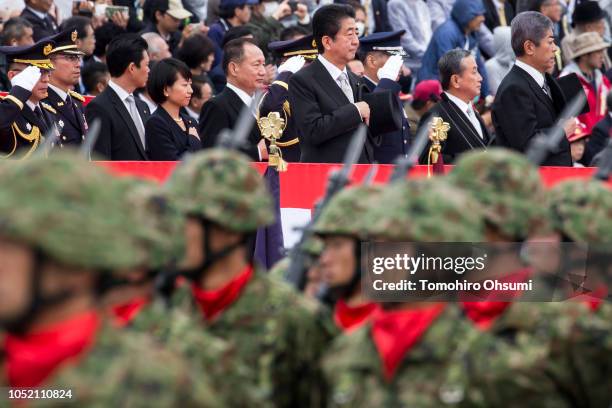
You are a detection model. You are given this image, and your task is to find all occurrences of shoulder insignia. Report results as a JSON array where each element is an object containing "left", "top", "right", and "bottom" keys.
[
  {"left": 41, "top": 102, "right": 57, "bottom": 114},
  {"left": 68, "top": 90, "right": 85, "bottom": 102}
]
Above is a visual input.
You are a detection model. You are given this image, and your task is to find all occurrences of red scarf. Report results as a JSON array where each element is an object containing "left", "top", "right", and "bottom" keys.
[
  {"left": 461, "top": 267, "right": 532, "bottom": 330},
  {"left": 371, "top": 304, "right": 445, "bottom": 381},
  {"left": 191, "top": 264, "right": 253, "bottom": 322},
  {"left": 333, "top": 299, "right": 379, "bottom": 332},
  {"left": 3, "top": 311, "right": 100, "bottom": 388},
  {"left": 112, "top": 297, "right": 150, "bottom": 327}
]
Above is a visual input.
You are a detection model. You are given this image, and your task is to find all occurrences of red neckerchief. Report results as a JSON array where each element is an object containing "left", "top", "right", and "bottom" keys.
[
  {"left": 333, "top": 299, "right": 379, "bottom": 332},
  {"left": 371, "top": 304, "right": 445, "bottom": 381},
  {"left": 111, "top": 297, "right": 150, "bottom": 327},
  {"left": 461, "top": 267, "right": 532, "bottom": 330},
  {"left": 3, "top": 311, "right": 100, "bottom": 388},
  {"left": 191, "top": 264, "right": 254, "bottom": 322}
]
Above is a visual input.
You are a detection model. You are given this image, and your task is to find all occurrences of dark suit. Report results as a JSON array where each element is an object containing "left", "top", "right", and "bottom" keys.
[
  {"left": 418, "top": 92, "right": 490, "bottom": 164},
  {"left": 363, "top": 76, "right": 409, "bottom": 163},
  {"left": 493, "top": 65, "right": 572, "bottom": 166},
  {"left": 146, "top": 107, "right": 201, "bottom": 161},
  {"left": 86, "top": 85, "right": 150, "bottom": 160},
  {"left": 583, "top": 115, "right": 612, "bottom": 166},
  {"left": 44, "top": 88, "right": 87, "bottom": 148},
  {"left": 20, "top": 8, "right": 58, "bottom": 42},
  {"left": 0, "top": 86, "right": 56, "bottom": 158},
  {"left": 289, "top": 59, "right": 374, "bottom": 163},
  {"left": 198, "top": 87, "right": 261, "bottom": 160},
  {"left": 483, "top": 0, "right": 514, "bottom": 32},
  {"left": 372, "top": 0, "right": 392, "bottom": 32}
]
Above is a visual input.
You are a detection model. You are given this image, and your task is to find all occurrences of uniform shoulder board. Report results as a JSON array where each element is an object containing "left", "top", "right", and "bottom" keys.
[
  {"left": 40, "top": 102, "right": 57, "bottom": 114},
  {"left": 68, "top": 90, "right": 85, "bottom": 102}
]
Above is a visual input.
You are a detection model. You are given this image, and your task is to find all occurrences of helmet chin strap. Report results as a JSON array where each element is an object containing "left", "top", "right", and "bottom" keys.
[
  {"left": 2, "top": 250, "right": 74, "bottom": 336},
  {"left": 319, "top": 239, "right": 362, "bottom": 306},
  {"left": 178, "top": 218, "right": 254, "bottom": 283}
]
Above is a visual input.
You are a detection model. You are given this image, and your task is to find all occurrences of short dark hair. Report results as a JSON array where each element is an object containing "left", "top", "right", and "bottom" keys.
[
  {"left": 82, "top": 61, "right": 109, "bottom": 94},
  {"left": 106, "top": 33, "right": 149, "bottom": 77},
  {"left": 222, "top": 26, "right": 253, "bottom": 47},
  {"left": 219, "top": 4, "right": 246, "bottom": 19},
  {"left": 176, "top": 33, "right": 215, "bottom": 69},
  {"left": 222, "top": 37, "right": 257, "bottom": 74},
  {"left": 94, "top": 22, "right": 126, "bottom": 58},
  {"left": 438, "top": 48, "right": 472, "bottom": 90},
  {"left": 143, "top": 0, "right": 170, "bottom": 24},
  {"left": 511, "top": 11, "right": 553, "bottom": 57},
  {"left": 280, "top": 26, "right": 308, "bottom": 41},
  {"left": 191, "top": 79, "right": 206, "bottom": 99},
  {"left": 59, "top": 16, "right": 92, "bottom": 40},
  {"left": 147, "top": 58, "right": 192, "bottom": 104},
  {"left": 313, "top": 4, "right": 355, "bottom": 53},
  {"left": 1, "top": 17, "right": 33, "bottom": 46}
]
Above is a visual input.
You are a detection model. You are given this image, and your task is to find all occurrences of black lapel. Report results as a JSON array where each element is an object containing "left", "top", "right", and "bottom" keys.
[
  {"left": 224, "top": 87, "right": 246, "bottom": 118},
  {"left": 311, "top": 59, "right": 353, "bottom": 106},
  {"left": 513, "top": 65, "right": 556, "bottom": 116},
  {"left": 107, "top": 88, "right": 147, "bottom": 158},
  {"left": 22, "top": 105, "right": 49, "bottom": 134},
  {"left": 439, "top": 94, "right": 487, "bottom": 149},
  {"left": 546, "top": 73, "right": 567, "bottom": 113}
]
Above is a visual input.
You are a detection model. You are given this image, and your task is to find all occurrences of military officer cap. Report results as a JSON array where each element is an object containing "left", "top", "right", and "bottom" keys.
[
  {"left": 358, "top": 30, "right": 406, "bottom": 57},
  {"left": 268, "top": 34, "right": 318, "bottom": 60},
  {"left": 45, "top": 29, "right": 86, "bottom": 56},
  {"left": 0, "top": 38, "right": 56, "bottom": 70}
]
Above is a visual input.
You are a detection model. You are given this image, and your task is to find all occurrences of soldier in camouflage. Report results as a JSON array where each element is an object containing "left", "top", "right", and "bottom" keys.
[
  {"left": 0, "top": 153, "right": 223, "bottom": 406},
  {"left": 161, "top": 149, "right": 334, "bottom": 407}
]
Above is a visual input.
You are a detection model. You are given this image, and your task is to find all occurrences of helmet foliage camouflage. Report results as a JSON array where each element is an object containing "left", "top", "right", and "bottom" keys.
[
  {"left": 312, "top": 185, "right": 385, "bottom": 239},
  {"left": 165, "top": 150, "right": 274, "bottom": 232},
  {"left": 368, "top": 178, "right": 485, "bottom": 242},
  {"left": 0, "top": 154, "right": 148, "bottom": 270},
  {"left": 449, "top": 148, "right": 548, "bottom": 240},
  {"left": 548, "top": 179, "right": 612, "bottom": 250}
]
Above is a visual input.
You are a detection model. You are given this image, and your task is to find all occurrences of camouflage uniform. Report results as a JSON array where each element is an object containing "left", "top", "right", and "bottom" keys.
[
  {"left": 0, "top": 153, "right": 221, "bottom": 406},
  {"left": 323, "top": 178, "right": 488, "bottom": 407},
  {"left": 164, "top": 149, "right": 335, "bottom": 407}
]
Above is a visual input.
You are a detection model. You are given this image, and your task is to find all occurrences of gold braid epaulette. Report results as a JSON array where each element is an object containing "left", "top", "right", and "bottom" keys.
[{"left": 4, "top": 123, "right": 42, "bottom": 159}]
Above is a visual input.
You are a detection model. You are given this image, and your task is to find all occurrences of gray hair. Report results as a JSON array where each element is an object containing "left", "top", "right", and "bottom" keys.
[
  {"left": 438, "top": 48, "right": 473, "bottom": 91},
  {"left": 141, "top": 32, "right": 165, "bottom": 55},
  {"left": 511, "top": 11, "right": 554, "bottom": 57}
]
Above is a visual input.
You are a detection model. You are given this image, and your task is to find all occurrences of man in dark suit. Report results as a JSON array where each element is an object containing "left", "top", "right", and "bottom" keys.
[
  {"left": 44, "top": 29, "right": 88, "bottom": 148},
  {"left": 20, "top": 0, "right": 59, "bottom": 42},
  {"left": 86, "top": 34, "right": 151, "bottom": 160},
  {"left": 199, "top": 38, "right": 266, "bottom": 160},
  {"left": 418, "top": 49, "right": 490, "bottom": 164},
  {"left": 359, "top": 30, "right": 410, "bottom": 163},
  {"left": 493, "top": 11, "right": 576, "bottom": 166},
  {"left": 289, "top": 4, "right": 373, "bottom": 163}
]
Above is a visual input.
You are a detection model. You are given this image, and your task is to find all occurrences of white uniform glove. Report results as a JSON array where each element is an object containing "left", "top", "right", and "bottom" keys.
[
  {"left": 11, "top": 66, "right": 42, "bottom": 92},
  {"left": 277, "top": 55, "right": 306, "bottom": 74},
  {"left": 377, "top": 54, "right": 403, "bottom": 81}
]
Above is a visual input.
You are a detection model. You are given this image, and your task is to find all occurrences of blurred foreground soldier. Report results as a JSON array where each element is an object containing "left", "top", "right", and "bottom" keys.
[
  {"left": 259, "top": 34, "right": 318, "bottom": 162},
  {"left": 44, "top": 30, "right": 89, "bottom": 148},
  {"left": 0, "top": 154, "right": 220, "bottom": 406},
  {"left": 418, "top": 49, "right": 490, "bottom": 164},
  {"left": 312, "top": 186, "right": 385, "bottom": 332},
  {"left": 270, "top": 237, "right": 325, "bottom": 299},
  {"left": 0, "top": 39, "right": 58, "bottom": 159},
  {"left": 164, "top": 149, "right": 333, "bottom": 407},
  {"left": 493, "top": 11, "right": 575, "bottom": 166},
  {"left": 323, "top": 178, "right": 487, "bottom": 407},
  {"left": 358, "top": 30, "right": 411, "bottom": 163}
]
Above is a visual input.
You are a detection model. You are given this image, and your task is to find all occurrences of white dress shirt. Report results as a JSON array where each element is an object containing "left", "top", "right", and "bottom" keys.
[
  {"left": 317, "top": 55, "right": 362, "bottom": 117},
  {"left": 107, "top": 80, "right": 147, "bottom": 135},
  {"left": 445, "top": 91, "right": 484, "bottom": 139},
  {"left": 48, "top": 83, "right": 69, "bottom": 101},
  {"left": 515, "top": 59, "right": 545, "bottom": 88}
]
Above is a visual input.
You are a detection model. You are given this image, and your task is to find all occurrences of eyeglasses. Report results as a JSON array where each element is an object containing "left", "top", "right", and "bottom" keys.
[{"left": 54, "top": 54, "right": 83, "bottom": 63}]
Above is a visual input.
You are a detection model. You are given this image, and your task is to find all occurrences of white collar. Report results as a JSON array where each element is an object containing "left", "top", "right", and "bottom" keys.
[
  {"left": 225, "top": 82, "right": 253, "bottom": 107},
  {"left": 26, "top": 100, "right": 39, "bottom": 111},
  {"left": 185, "top": 106, "right": 200, "bottom": 121},
  {"left": 108, "top": 79, "right": 131, "bottom": 101},
  {"left": 515, "top": 59, "right": 545, "bottom": 88},
  {"left": 27, "top": 6, "right": 47, "bottom": 20},
  {"left": 444, "top": 91, "right": 473, "bottom": 114},
  {"left": 48, "top": 83, "right": 69, "bottom": 101},
  {"left": 138, "top": 93, "right": 157, "bottom": 113},
  {"left": 318, "top": 54, "right": 348, "bottom": 82},
  {"left": 364, "top": 75, "right": 378, "bottom": 86}
]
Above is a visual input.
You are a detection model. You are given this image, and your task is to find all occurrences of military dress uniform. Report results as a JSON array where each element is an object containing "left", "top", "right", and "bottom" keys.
[
  {"left": 0, "top": 40, "right": 59, "bottom": 159},
  {"left": 43, "top": 30, "right": 89, "bottom": 148},
  {"left": 259, "top": 35, "right": 318, "bottom": 162}
]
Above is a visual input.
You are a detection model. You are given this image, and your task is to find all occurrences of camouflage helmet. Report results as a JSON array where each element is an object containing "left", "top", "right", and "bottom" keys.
[
  {"left": 548, "top": 179, "right": 612, "bottom": 250},
  {"left": 368, "top": 178, "right": 485, "bottom": 242},
  {"left": 118, "top": 177, "right": 186, "bottom": 270},
  {"left": 449, "top": 148, "right": 549, "bottom": 240},
  {"left": 312, "top": 185, "right": 385, "bottom": 239},
  {"left": 0, "top": 153, "right": 148, "bottom": 270},
  {"left": 165, "top": 149, "right": 274, "bottom": 232}
]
